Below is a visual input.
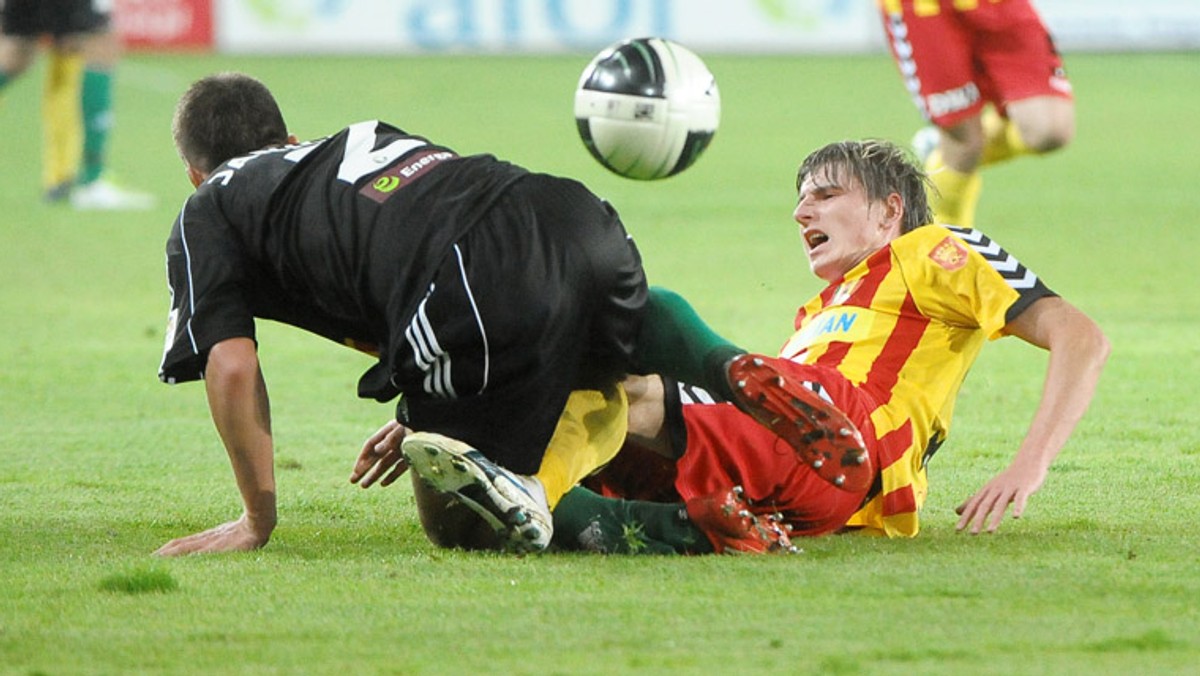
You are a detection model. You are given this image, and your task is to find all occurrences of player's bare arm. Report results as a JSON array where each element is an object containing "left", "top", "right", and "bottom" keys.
[
  {"left": 156, "top": 338, "right": 277, "bottom": 555},
  {"left": 955, "top": 296, "right": 1109, "bottom": 534},
  {"left": 350, "top": 419, "right": 411, "bottom": 488}
]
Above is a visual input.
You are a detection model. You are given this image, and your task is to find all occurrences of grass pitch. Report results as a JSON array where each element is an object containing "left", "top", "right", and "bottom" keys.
[{"left": 1, "top": 51, "right": 1198, "bottom": 674}]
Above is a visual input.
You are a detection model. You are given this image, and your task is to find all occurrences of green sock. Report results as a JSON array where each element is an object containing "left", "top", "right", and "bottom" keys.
[
  {"left": 553, "top": 486, "right": 713, "bottom": 555},
  {"left": 79, "top": 68, "right": 113, "bottom": 184},
  {"left": 634, "top": 286, "right": 743, "bottom": 401},
  {"left": 0, "top": 70, "right": 10, "bottom": 91}
]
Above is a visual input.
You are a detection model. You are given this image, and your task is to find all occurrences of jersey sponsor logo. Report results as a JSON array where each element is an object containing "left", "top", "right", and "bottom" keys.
[
  {"left": 925, "top": 82, "right": 981, "bottom": 119},
  {"left": 928, "top": 236, "right": 969, "bottom": 271},
  {"left": 782, "top": 307, "right": 874, "bottom": 357},
  {"left": 359, "top": 149, "right": 457, "bottom": 203},
  {"left": 373, "top": 176, "right": 401, "bottom": 193}
]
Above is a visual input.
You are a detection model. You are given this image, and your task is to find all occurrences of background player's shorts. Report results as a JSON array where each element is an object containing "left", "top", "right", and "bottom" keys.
[
  {"left": 1, "top": 0, "right": 112, "bottom": 37},
  {"left": 590, "top": 366, "right": 884, "bottom": 537},
  {"left": 881, "top": 0, "right": 1072, "bottom": 128},
  {"left": 399, "top": 174, "right": 647, "bottom": 475}
]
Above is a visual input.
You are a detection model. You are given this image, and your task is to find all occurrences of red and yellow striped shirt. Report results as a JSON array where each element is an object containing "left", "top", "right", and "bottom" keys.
[{"left": 778, "top": 225, "right": 1053, "bottom": 536}]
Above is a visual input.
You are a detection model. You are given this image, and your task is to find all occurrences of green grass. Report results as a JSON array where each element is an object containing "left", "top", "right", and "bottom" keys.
[{"left": 2, "top": 51, "right": 1198, "bottom": 674}]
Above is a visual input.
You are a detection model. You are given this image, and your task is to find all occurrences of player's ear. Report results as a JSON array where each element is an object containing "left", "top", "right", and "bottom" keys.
[
  {"left": 185, "top": 164, "right": 206, "bottom": 189},
  {"left": 881, "top": 192, "right": 905, "bottom": 235}
]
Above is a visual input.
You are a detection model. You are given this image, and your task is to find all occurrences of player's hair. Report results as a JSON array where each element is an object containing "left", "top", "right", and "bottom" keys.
[
  {"left": 172, "top": 72, "right": 289, "bottom": 174},
  {"left": 796, "top": 139, "right": 934, "bottom": 233}
]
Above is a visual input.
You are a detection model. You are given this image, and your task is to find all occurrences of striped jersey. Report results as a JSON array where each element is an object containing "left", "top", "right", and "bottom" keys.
[{"left": 778, "top": 224, "right": 1054, "bottom": 536}]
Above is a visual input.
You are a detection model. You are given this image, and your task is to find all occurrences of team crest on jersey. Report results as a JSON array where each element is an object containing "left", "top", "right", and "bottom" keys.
[
  {"left": 929, "top": 236, "right": 969, "bottom": 271},
  {"left": 359, "top": 149, "right": 457, "bottom": 203},
  {"left": 830, "top": 279, "right": 861, "bottom": 306}
]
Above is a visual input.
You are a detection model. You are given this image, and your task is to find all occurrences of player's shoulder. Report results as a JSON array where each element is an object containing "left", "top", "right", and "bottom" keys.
[{"left": 891, "top": 224, "right": 1006, "bottom": 270}]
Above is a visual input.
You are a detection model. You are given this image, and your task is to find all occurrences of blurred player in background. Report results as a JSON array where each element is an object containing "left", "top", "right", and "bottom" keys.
[
  {"left": 877, "top": 0, "right": 1074, "bottom": 227},
  {"left": 0, "top": 0, "right": 155, "bottom": 209}
]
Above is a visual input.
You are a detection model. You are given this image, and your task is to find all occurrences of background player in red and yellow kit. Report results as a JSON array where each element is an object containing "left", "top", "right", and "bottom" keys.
[{"left": 877, "top": 0, "right": 1074, "bottom": 227}]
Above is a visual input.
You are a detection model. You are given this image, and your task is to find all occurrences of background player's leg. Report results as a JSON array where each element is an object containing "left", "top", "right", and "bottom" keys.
[{"left": 41, "top": 48, "right": 83, "bottom": 201}]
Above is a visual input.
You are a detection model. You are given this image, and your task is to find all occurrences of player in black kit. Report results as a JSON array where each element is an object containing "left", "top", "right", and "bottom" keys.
[{"left": 155, "top": 73, "right": 854, "bottom": 556}]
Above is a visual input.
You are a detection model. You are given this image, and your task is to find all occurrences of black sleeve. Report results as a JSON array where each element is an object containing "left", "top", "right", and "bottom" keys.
[{"left": 158, "top": 195, "right": 257, "bottom": 384}]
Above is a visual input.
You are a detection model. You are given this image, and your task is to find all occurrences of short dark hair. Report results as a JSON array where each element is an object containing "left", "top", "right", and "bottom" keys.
[
  {"left": 172, "top": 72, "right": 289, "bottom": 174},
  {"left": 796, "top": 139, "right": 934, "bottom": 233}
]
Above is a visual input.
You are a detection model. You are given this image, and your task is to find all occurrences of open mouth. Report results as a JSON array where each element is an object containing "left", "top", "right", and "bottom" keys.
[{"left": 804, "top": 230, "right": 829, "bottom": 250}]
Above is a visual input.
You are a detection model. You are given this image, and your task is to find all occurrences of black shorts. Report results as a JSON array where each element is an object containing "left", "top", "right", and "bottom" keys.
[
  {"left": 396, "top": 174, "right": 647, "bottom": 474},
  {"left": 1, "top": 0, "right": 110, "bottom": 37}
]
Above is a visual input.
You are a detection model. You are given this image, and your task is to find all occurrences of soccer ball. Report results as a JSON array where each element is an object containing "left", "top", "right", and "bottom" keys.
[{"left": 574, "top": 37, "right": 720, "bottom": 180}]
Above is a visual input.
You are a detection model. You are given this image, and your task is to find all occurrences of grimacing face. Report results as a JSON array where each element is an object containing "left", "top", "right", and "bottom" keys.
[{"left": 793, "top": 166, "right": 903, "bottom": 283}]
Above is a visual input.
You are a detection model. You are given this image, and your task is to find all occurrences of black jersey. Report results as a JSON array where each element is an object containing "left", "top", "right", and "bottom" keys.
[{"left": 159, "top": 120, "right": 526, "bottom": 388}]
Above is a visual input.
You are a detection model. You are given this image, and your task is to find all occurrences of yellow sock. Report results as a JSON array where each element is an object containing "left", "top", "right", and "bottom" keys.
[
  {"left": 925, "top": 148, "right": 982, "bottom": 228},
  {"left": 42, "top": 50, "right": 85, "bottom": 191},
  {"left": 534, "top": 385, "right": 629, "bottom": 509},
  {"left": 980, "top": 107, "right": 1031, "bottom": 167}
]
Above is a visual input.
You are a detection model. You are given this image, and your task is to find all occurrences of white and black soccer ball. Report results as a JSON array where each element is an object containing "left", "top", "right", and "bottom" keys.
[{"left": 574, "top": 37, "right": 720, "bottom": 180}]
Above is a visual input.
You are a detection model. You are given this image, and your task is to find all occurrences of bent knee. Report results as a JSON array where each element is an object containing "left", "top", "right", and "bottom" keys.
[
  {"left": 1009, "top": 98, "right": 1075, "bottom": 153},
  {"left": 1020, "top": 119, "right": 1074, "bottom": 153}
]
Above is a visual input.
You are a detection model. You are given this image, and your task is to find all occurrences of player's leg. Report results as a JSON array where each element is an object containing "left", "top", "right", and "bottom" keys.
[
  {"left": 394, "top": 240, "right": 565, "bottom": 552},
  {"left": 553, "top": 485, "right": 795, "bottom": 555},
  {"left": 970, "top": 1, "right": 1075, "bottom": 170},
  {"left": 881, "top": 3, "right": 987, "bottom": 227},
  {"left": 410, "top": 473, "right": 502, "bottom": 550},
  {"left": 65, "top": 18, "right": 156, "bottom": 209},
  {"left": 981, "top": 95, "right": 1073, "bottom": 168},
  {"left": 41, "top": 44, "right": 84, "bottom": 201},
  {"left": 927, "top": 114, "right": 985, "bottom": 227},
  {"left": 552, "top": 486, "right": 702, "bottom": 554},
  {"left": 726, "top": 355, "right": 872, "bottom": 492},
  {"left": 398, "top": 179, "right": 643, "bottom": 551},
  {"left": 633, "top": 286, "right": 744, "bottom": 401},
  {"left": 0, "top": 34, "right": 41, "bottom": 91},
  {"left": 402, "top": 431, "right": 554, "bottom": 552},
  {"left": 533, "top": 385, "right": 628, "bottom": 509},
  {"left": 76, "top": 28, "right": 117, "bottom": 186},
  {"left": 0, "top": 0, "right": 43, "bottom": 91},
  {"left": 403, "top": 387, "right": 626, "bottom": 553},
  {"left": 628, "top": 285, "right": 876, "bottom": 493}
]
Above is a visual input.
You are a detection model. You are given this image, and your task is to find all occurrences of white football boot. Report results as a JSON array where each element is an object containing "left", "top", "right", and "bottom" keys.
[
  {"left": 70, "top": 178, "right": 157, "bottom": 211},
  {"left": 402, "top": 432, "right": 552, "bottom": 553},
  {"left": 910, "top": 125, "right": 940, "bottom": 165}
]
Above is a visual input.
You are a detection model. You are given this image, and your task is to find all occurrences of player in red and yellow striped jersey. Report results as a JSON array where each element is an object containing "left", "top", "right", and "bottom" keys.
[
  {"left": 556, "top": 139, "right": 1107, "bottom": 549},
  {"left": 786, "top": 139, "right": 1107, "bottom": 536},
  {"left": 877, "top": 0, "right": 1074, "bottom": 228}
]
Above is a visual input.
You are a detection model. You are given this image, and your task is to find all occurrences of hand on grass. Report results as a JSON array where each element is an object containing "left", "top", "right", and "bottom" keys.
[
  {"left": 955, "top": 462, "right": 1048, "bottom": 534},
  {"left": 349, "top": 419, "right": 410, "bottom": 488},
  {"left": 154, "top": 513, "right": 271, "bottom": 556}
]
